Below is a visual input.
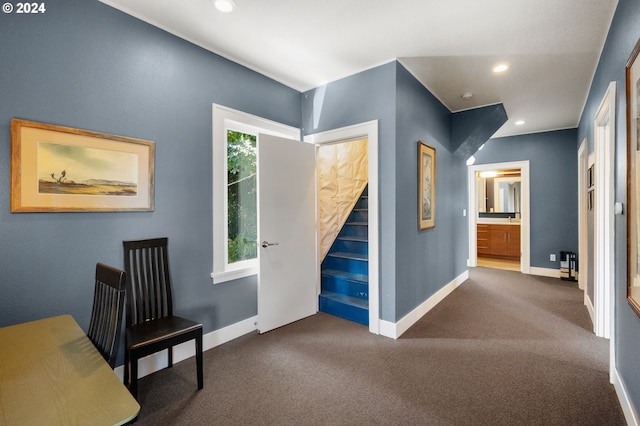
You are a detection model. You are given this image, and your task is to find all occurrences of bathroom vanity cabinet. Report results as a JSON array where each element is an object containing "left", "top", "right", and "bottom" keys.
[{"left": 477, "top": 223, "right": 520, "bottom": 260}]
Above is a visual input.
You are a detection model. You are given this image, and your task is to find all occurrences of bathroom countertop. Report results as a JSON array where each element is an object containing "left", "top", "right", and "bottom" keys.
[{"left": 477, "top": 218, "right": 521, "bottom": 225}]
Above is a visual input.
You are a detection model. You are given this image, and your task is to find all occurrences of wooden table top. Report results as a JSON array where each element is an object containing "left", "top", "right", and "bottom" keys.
[{"left": 0, "top": 314, "right": 140, "bottom": 426}]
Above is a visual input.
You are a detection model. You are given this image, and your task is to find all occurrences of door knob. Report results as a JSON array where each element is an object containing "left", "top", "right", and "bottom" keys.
[{"left": 261, "top": 240, "right": 279, "bottom": 248}]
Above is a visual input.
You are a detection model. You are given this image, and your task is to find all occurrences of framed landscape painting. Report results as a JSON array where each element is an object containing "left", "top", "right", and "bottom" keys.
[
  {"left": 11, "top": 118, "right": 155, "bottom": 212},
  {"left": 418, "top": 141, "right": 436, "bottom": 230}
]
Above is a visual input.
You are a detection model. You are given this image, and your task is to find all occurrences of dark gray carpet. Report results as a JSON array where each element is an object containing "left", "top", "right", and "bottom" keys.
[{"left": 132, "top": 267, "right": 625, "bottom": 425}]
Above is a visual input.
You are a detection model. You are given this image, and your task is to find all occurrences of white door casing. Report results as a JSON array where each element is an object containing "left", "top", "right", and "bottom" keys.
[
  {"left": 304, "top": 121, "right": 380, "bottom": 335},
  {"left": 257, "top": 134, "right": 317, "bottom": 333},
  {"left": 468, "top": 161, "right": 531, "bottom": 274},
  {"left": 578, "top": 139, "right": 588, "bottom": 292},
  {"left": 593, "top": 82, "right": 615, "bottom": 342}
]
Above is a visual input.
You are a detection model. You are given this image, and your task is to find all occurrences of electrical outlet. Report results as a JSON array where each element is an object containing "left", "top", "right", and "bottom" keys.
[{"left": 550, "top": 254, "right": 556, "bottom": 262}]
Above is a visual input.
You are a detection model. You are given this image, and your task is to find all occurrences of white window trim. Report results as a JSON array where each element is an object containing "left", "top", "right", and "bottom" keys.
[{"left": 212, "top": 104, "right": 300, "bottom": 284}]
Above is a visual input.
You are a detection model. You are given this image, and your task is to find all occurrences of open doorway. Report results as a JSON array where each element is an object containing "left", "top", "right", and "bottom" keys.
[
  {"left": 468, "top": 161, "right": 531, "bottom": 274},
  {"left": 475, "top": 168, "right": 522, "bottom": 271},
  {"left": 304, "top": 121, "right": 380, "bottom": 335}
]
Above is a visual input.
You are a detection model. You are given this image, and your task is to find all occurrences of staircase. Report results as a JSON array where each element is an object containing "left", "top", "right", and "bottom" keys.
[{"left": 319, "top": 186, "right": 369, "bottom": 326}]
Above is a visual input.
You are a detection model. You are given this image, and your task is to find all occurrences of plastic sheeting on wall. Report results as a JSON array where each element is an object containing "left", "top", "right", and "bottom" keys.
[{"left": 317, "top": 138, "right": 368, "bottom": 261}]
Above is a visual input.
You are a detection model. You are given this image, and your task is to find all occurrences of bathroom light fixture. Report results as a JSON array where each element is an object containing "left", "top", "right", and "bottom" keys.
[
  {"left": 461, "top": 92, "right": 474, "bottom": 100},
  {"left": 214, "top": 0, "right": 236, "bottom": 13},
  {"left": 493, "top": 63, "right": 508, "bottom": 73},
  {"left": 479, "top": 169, "right": 520, "bottom": 178},
  {"left": 515, "top": 120, "right": 525, "bottom": 126}
]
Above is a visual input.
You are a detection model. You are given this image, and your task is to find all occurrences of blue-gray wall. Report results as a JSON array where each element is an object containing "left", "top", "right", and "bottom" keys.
[
  {"left": 395, "top": 64, "right": 468, "bottom": 320},
  {"left": 577, "top": 0, "right": 640, "bottom": 412},
  {"left": 473, "top": 129, "right": 579, "bottom": 268},
  {"left": 0, "top": 0, "right": 301, "bottom": 353}
]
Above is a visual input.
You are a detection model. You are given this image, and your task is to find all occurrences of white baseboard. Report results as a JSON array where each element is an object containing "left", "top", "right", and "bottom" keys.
[
  {"left": 529, "top": 267, "right": 561, "bottom": 278},
  {"left": 114, "top": 315, "right": 258, "bottom": 381},
  {"left": 612, "top": 365, "right": 640, "bottom": 426},
  {"left": 584, "top": 293, "right": 595, "bottom": 326},
  {"left": 379, "top": 270, "right": 469, "bottom": 339}
]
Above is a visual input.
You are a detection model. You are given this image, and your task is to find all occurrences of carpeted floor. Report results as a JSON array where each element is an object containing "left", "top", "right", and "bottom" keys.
[{"left": 131, "top": 267, "right": 626, "bottom": 425}]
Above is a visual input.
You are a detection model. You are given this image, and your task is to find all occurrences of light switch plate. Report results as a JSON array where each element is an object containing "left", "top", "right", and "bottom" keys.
[{"left": 614, "top": 202, "right": 623, "bottom": 215}]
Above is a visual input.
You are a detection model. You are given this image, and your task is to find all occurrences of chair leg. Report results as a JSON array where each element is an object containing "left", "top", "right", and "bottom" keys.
[
  {"left": 196, "top": 329, "right": 203, "bottom": 390},
  {"left": 167, "top": 346, "right": 173, "bottom": 368},
  {"left": 130, "top": 356, "right": 138, "bottom": 400},
  {"left": 124, "top": 348, "right": 130, "bottom": 386}
]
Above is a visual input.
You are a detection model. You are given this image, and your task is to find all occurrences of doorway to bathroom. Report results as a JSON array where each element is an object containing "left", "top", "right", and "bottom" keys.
[{"left": 468, "top": 161, "right": 531, "bottom": 274}]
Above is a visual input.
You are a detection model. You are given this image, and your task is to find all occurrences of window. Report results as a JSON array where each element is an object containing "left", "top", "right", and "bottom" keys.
[
  {"left": 212, "top": 105, "right": 299, "bottom": 284},
  {"left": 227, "top": 130, "right": 257, "bottom": 265}
]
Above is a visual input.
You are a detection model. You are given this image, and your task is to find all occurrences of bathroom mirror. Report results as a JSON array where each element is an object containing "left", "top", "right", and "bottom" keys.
[{"left": 476, "top": 170, "right": 521, "bottom": 214}]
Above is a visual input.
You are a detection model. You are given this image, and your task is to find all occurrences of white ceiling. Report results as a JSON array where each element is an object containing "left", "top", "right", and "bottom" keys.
[{"left": 100, "top": 0, "right": 617, "bottom": 138}]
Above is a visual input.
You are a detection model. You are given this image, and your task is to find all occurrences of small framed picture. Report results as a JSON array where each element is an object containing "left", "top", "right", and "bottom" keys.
[{"left": 418, "top": 141, "right": 436, "bottom": 230}]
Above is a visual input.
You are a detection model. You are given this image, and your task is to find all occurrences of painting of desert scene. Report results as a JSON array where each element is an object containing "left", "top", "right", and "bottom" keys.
[{"left": 37, "top": 141, "right": 138, "bottom": 196}]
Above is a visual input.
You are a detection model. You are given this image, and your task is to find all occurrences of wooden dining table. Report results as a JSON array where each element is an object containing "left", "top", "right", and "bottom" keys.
[{"left": 0, "top": 314, "right": 140, "bottom": 425}]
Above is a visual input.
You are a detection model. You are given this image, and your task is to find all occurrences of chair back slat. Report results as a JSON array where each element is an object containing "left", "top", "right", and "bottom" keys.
[
  {"left": 123, "top": 238, "right": 174, "bottom": 327},
  {"left": 87, "top": 263, "right": 126, "bottom": 368}
]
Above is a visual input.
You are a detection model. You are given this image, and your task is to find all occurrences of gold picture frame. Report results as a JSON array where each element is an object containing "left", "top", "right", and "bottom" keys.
[
  {"left": 11, "top": 118, "right": 155, "bottom": 212},
  {"left": 418, "top": 141, "right": 436, "bottom": 230},
  {"left": 626, "top": 37, "right": 640, "bottom": 317}
]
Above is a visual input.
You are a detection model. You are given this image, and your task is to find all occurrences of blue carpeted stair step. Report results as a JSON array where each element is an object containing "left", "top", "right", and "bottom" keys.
[
  {"left": 356, "top": 196, "right": 368, "bottom": 210},
  {"left": 327, "top": 252, "right": 367, "bottom": 261},
  {"left": 319, "top": 291, "right": 368, "bottom": 326},
  {"left": 333, "top": 237, "right": 368, "bottom": 256},
  {"left": 349, "top": 209, "right": 368, "bottom": 222},
  {"left": 321, "top": 269, "right": 368, "bottom": 299},
  {"left": 323, "top": 252, "right": 368, "bottom": 275},
  {"left": 340, "top": 222, "right": 368, "bottom": 238},
  {"left": 338, "top": 236, "right": 367, "bottom": 242}
]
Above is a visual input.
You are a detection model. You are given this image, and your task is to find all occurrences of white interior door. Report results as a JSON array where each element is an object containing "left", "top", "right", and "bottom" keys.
[{"left": 257, "top": 134, "right": 317, "bottom": 333}]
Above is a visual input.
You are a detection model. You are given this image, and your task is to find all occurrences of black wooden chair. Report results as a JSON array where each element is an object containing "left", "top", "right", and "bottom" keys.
[
  {"left": 87, "top": 263, "right": 127, "bottom": 369},
  {"left": 122, "top": 237, "right": 203, "bottom": 399}
]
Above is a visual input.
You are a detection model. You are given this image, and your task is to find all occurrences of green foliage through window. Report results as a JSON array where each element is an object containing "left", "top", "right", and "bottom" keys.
[{"left": 227, "top": 130, "right": 257, "bottom": 263}]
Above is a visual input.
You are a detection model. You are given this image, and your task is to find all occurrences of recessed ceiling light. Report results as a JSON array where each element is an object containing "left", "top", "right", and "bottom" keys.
[
  {"left": 493, "top": 64, "right": 509, "bottom": 73},
  {"left": 214, "top": 0, "right": 236, "bottom": 13},
  {"left": 515, "top": 120, "right": 525, "bottom": 126},
  {"left": 461, "top": 92, "right": 474, "bottom": 100}
]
